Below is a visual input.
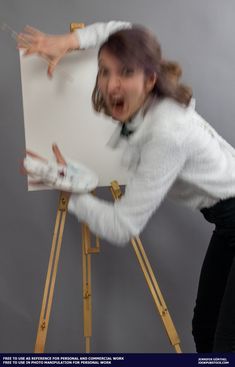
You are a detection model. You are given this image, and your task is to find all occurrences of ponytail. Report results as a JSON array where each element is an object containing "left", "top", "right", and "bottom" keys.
[{"left": 155, "top": 60, "right": 192, "bottom": 106}]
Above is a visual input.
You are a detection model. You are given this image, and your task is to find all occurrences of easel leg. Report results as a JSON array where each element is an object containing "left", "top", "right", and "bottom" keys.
[
  {"left": 110, "top": 181, "right": 182, "bottom": 353},
  {"left": 34, "top": 192, "right": 69, "bottom": 353},
  {"left": 82, "top": 224, "right": 92, "bottom": 353},
  {"left": 82, "top": 223, "right": 100, "bottom": 353}
]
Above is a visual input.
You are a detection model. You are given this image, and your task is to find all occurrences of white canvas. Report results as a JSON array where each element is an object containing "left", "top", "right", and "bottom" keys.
[{"left": 19, "top": 48, "right": 129, "bottom": 189}]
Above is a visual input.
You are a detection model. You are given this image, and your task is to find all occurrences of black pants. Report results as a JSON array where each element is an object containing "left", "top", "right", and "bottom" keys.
[{"left": 192, "top": 197, "right": 235, "bottom": 352}]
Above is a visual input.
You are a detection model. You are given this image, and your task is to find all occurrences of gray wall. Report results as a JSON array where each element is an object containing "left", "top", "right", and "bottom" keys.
[{"left": 0, "top": 0, "right": 235, "bottom": 353}]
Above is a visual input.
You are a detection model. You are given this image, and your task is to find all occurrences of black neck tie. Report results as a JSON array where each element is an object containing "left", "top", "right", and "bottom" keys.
[{"left": 120, "top": 123, "right": 134, "bottom": 138}]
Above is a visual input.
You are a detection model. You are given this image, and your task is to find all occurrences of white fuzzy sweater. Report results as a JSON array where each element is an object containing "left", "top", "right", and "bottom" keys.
[{"left": 68, "top": 21, "right": 235, "bottom": 245}]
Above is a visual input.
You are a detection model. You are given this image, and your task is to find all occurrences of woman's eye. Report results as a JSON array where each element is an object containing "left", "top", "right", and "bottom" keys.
[
  {"left": 99, "top": 68, "right": 109, "bottom": 77},
  {"left": 122, "top": 67, "right": 134, "bottom": 76}
]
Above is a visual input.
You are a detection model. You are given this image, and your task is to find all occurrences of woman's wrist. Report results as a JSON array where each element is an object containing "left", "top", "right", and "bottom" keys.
[{"left": 66, "top": 32, "right": 80, "bottom": 51}]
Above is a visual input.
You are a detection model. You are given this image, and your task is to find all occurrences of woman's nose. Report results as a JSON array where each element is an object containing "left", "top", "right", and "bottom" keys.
[{"left": 107, "top": 75, "right": 121, "bottom": 93}]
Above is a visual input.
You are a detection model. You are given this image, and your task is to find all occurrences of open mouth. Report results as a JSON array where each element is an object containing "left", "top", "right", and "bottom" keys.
[{"left": 110, "top": 96, "right": 125, "bottom": 115}]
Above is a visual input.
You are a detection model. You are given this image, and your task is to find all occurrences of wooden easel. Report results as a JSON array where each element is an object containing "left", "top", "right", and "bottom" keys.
[
  {"left": 34, "top": 186, "right": 181, "bottom": 353},
  {"left": 34, "top": 22, "right": 182, "bottom": 354}
]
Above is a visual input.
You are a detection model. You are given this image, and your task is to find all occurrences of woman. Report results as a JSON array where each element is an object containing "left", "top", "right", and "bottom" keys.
[{"left": 18, "top": 21, "right": 235, "bottom": 352}]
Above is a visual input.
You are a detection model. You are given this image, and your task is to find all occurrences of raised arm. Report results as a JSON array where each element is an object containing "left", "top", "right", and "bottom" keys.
[
  {"left": 17, "top": 21, "right": 131, "bottom": 77},
  {"left": 75, "top": 21, "right": 131, "bottom": 49}
]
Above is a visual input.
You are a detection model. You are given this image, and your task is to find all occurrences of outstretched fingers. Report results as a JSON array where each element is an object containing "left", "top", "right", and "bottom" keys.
[
  {"left": 23, "top": 25, "right": 43, "bottom": 37},
  {"left": 17, "top": 26, "right": 44, "bottom": 54},
  {"left": 26, "top": 150, "right": 48, "bottom": 162},
  {"left": 17, "top": 33, "right": 35, "bottom": 48},
  {"left": 52, "top": 144, "right": 66, "bottom": 165},
  {"left": 28, "top": 180, "right": 46, "bottom": 186}
]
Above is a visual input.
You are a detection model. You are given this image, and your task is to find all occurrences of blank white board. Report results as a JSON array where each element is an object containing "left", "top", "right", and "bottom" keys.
[{"left": 19, "top": 48, "right": 129, "bottom": 189}]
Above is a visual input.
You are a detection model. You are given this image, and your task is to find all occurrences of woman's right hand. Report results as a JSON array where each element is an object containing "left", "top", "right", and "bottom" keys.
[{"left": 17, "top": 26, "right": 80, "bottom": 77}]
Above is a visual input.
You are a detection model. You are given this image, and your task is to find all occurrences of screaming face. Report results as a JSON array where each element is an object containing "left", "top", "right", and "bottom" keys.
[{"left": 98, "top": 49, "right": 156, "bottom": 123}]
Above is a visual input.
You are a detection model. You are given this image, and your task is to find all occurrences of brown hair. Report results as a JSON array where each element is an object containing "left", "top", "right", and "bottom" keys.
[{"left": 92, "top": 26, "right": 192, "bottom": 114}]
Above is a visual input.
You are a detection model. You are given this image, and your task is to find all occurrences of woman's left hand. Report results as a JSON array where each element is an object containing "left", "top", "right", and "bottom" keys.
[{"left": 21, "top": 143, "right": 68, "bottom": 188}]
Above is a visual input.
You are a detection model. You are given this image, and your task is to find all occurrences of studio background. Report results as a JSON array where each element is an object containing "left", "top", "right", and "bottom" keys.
[{"left": 0, "top": 0, "right": 234, "bottom": 353}]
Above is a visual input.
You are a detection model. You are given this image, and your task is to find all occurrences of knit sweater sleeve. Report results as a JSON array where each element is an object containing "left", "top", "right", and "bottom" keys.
[
  {"left": 68, "top": 132, "right": 186, "bottom": 246},
  {"left": 75, "top": 21, "right": 132, "bottom": 49}
]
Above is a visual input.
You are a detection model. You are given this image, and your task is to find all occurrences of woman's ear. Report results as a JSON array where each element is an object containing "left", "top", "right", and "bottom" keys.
[{"left": 145, "top": 72, "right": 157, "bottom": 93}]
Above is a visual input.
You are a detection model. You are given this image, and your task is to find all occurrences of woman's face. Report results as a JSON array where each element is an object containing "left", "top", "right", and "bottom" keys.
[{"left": 98, "top": 49, "right": 156, "bottom": 122}]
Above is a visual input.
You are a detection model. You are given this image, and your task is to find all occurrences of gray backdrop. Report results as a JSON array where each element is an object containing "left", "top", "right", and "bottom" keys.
[{"left": 0, "top": 0, "right": 235, "bottom": 353}]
